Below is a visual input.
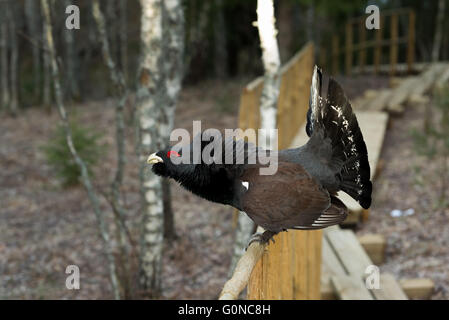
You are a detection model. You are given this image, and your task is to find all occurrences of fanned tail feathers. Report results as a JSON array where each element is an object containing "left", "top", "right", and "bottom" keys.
[{"left": 307, "top": 66, "right": 372, "bottom": 209}]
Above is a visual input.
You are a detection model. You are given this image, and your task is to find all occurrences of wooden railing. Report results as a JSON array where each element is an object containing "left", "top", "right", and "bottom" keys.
[
  {"left": 330, "top": 8, "right": 415, "bottom": 76},
  {"left": 235, "top": 43, "right": 321, "bottom": 299}
]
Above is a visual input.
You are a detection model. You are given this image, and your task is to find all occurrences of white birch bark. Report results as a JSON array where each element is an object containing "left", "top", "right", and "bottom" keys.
[
  {"left": 136, "top": 0, "right": 165, "bottom": 295},
  {"left": 161, "top": 0, "right": 185, "bottom": 241},
  {"left": 257, "top": 0, "right": 281, "bottom": 149},
  {"left": 40, "top": 0, "right": 121, "bottom": 300},
  {"left": 230, "top": 0, "right": 281, "bottom": 275},
  {"left": 1, "top": 5, "right": 9, "bottom": 111},
  {"left": 432, "top": 0, "right": 446, "bottom": 62}
]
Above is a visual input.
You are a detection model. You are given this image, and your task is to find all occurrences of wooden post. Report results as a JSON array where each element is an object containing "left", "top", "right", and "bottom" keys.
[
  {"left": 407, "top": 10, "right": 415, "bottom": 74},
  {"left": 358, "top": 19, "right": 366, "bottom": 73},
  {"left": 246, "top": 44, "right": 321, "bottom": 300},
  {"left": 332, "top": 35, "right": 339, "bottom": 75},
  {"left": 389, "top": 13, "right": 398, "bottom": 77},
  {"left": 374, "top": 16, "right": 383, "bottom": 75},
  {"left": 345, "top": 22, "right": 353, "bottom": 75}
]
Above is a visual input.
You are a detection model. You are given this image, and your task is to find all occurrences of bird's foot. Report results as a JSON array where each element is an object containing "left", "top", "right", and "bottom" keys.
[{"left": 245, "top": 230, "right": 277, "bottom": 250}]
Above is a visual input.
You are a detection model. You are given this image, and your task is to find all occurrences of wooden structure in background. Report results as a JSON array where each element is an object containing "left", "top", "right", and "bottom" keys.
[
  {"left": 331, "top": 8, "right": 415, "bottom": 76},
  {"left": 237, "top": 43, "right": 320, "bottom": 299}
]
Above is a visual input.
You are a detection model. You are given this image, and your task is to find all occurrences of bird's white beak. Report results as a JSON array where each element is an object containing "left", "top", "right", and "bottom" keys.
[{"left": 147, "top": 153, "right": 163, "bottom": 164}]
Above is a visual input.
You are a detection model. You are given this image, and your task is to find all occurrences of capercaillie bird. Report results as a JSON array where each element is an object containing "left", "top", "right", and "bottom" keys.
[{"left": 147, "top": 66, "right": 372, "bottom": 244}]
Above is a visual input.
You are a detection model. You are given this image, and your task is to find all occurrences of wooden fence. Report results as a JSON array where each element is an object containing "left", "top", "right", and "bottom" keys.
[
  {"left": 329, "top": 8, "right": 415, "bottom": 76},
  {"left": 236, "top": 43, "right": 321, "bottom": 299}
]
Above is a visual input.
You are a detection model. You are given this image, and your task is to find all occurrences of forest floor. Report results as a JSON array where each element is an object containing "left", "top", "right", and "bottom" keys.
[{"left": 1, "top": 75, "right": 448, "bottom": 299}]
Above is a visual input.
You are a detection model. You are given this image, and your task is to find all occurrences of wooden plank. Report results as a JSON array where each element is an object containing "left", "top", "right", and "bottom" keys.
[
  {"left": 399, "top": 278, "right": 435, "bottom": 299},
  {"left": 386, "top": 76, "right": 420, "bottom": 113},
  {"left": 322, "top": 236, "right": 347, "bottom": 277},
  {"left": 247, "top": 43, "right": 320, "bottom": 300},
  {"left": 358, "top": 233, "right": 386, "bottom": 265},
  {"left": 306, "top": 230, "right": 322, "bottom": 299},
  {"left": 320, "top": 235, "right": 346, "bottom": 300},
  {"left": 436, "top": 64, "right": 449, "bottom": 87},
  {"left": 410, "top": 63, "right": 447, "bottom": 98},
  {"left": 365, "top": 88, "right": 392, "bottom": 111},
  {"left": 352, "top": 62, "right": 427, "bottom": 75},
  {"left": 331, "top": 275, "right": 374, "bottom": 300},
  {"left": 326, "top": 228, "right": 373, "bottom": 276},
  {"left": 371, "top": 273, "right": 408, "bottom": 300}
]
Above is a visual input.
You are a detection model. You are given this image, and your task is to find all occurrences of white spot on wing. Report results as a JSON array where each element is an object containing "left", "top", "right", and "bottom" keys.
[{"left": 242, "top": 181, "right": 249, "bottom": 190}]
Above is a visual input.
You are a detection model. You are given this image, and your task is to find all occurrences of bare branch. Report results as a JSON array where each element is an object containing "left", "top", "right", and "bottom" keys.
[
  {"left": 220, "top": 227, "right": 266, "bottom": 300},
  {"left": 40, "top": 0, "right": 121, "bottom": 300}
]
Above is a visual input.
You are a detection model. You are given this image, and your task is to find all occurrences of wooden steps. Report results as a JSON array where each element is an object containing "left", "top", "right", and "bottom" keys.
[
  {"left": 321, "top": 226, "right": 408, "bottom": 300},
  {"left": 358, "top": 234, "right": 386, "bottom": 265},
  {"left": 399, "top": 278, "right": 435, "bottom": 299},
  {"left": 354, "top": 62, "right": 449, "bottom": 114}
]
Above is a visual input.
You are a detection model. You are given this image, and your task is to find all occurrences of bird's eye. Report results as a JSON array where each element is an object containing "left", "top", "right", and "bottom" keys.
[{"left": 167, "top": 150, "right": 181, "bottom": 158}]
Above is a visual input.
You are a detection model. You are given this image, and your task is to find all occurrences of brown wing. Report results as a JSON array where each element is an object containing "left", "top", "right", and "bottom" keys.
[{"left": 240, "top": 161, "right": 346, "bottom": 232}]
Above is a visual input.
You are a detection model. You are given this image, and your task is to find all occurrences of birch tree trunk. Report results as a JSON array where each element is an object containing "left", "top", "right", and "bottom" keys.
[
  {"left": 161, "top": 0, "right": 185, "bottom": 242},
  {"left": 24, "top": 0, "right": 41, "bottom": 101},
  {"left": 230, "top": 0, "right": 281, "bottom": 275},
  {"left": 8, "top": 0, "right": 19, "bottom": 115},
  {"left": 432, "top": 0, "right": 446, "bottom": 62},
  {"left": 136, "top": 0, "right": 166, "bottom": 296},
  {"left": 40, "top": 0, "right": 121, "bottom": 300},
  {"left": 1, "top": 4, "right": 9, "bottom": 112}
]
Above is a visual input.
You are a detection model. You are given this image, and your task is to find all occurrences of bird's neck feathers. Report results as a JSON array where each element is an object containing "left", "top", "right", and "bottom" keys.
[{"left": 169, "top": 164, "right": 240, "bottom": 208}]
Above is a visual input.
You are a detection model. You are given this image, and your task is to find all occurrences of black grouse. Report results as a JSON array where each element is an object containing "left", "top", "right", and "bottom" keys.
[{"left": 147, "top": 66, "right": 372, "bottom": 244}]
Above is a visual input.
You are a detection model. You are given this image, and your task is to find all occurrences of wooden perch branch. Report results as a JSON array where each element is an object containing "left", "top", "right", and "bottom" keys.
[{"left": 220, "top": 228, "right": 266, "bottom": 300}]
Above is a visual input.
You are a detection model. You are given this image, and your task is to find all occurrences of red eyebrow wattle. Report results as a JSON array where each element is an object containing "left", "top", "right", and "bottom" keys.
[{"left": 167, "top": 150, "right": 180, "bottom": 158}]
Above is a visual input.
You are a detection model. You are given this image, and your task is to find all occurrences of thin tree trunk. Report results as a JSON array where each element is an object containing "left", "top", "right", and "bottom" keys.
[
  {"left": 24, "top": 0, "right": 41, "bottom": 102},
  {"left": 106, "top": 0, "right": 118, "bottom": 66},
  {"left": 8, "top": 0, "right": 19, "bottom": 115},
  {"left": 41, "top": 0, "right": 121, "bottom": 300},
  {"left": 161, "top": 0, "right": 185, "bottom": 242},
  {"left": 118, "top": 0, "right": 128, "bottom": 80},
  {"left": 230, "top": 0, "right": 281, "bottom": 275},
  {"left": 63, "top": 0, "right": 80, "bottom": 100},
  {"left": 213, "top": 0, "right": 228, "bottom": 78},
  {"left": 432, "top": 0, "right": 446, "bottom": 62},
  {"left": 162, "top": 180, "right": 176, "bottom": 241},
  {"left": 92, "top": 0, "right": 134, "bottom": 298},
  {"left": 0, "top": 3, "right": 9, "bottom": 112},
  {"left": 42, "top": 9, "right": 51, "bottom": 110},
  {"left": 136, "top": 0, "right": 165, "bottom": 297}
]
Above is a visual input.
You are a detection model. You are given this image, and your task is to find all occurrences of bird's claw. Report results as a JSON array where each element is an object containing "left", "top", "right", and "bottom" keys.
[{"left": 245, "top": 231, "right": 277, "bottom": 251}]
